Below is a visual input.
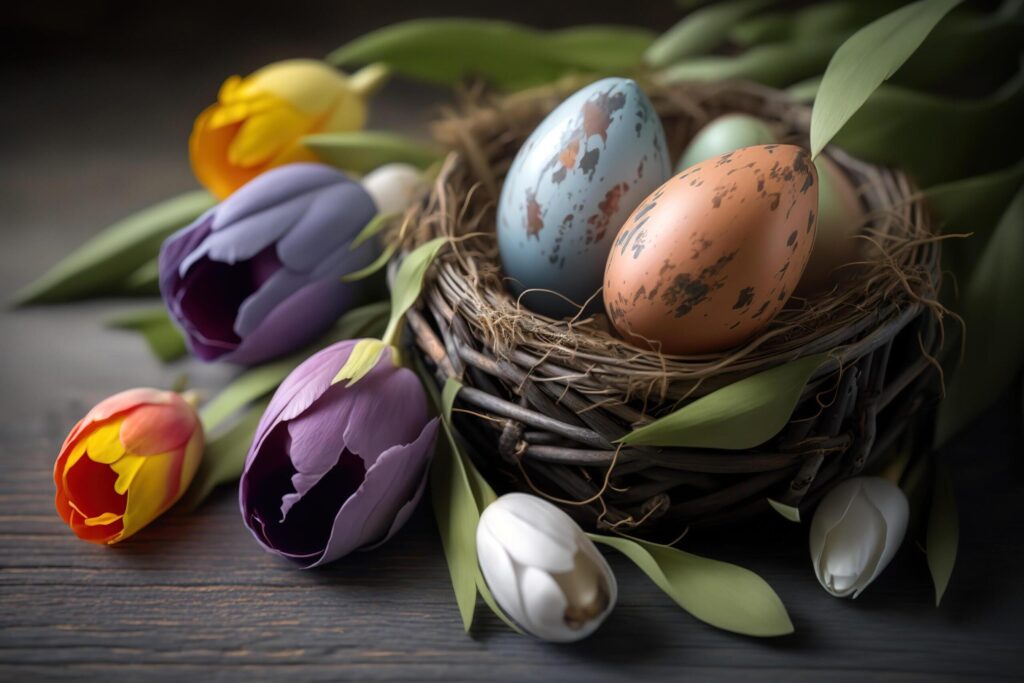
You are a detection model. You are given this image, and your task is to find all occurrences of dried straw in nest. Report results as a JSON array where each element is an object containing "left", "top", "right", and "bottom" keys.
[{"left": 399, "top": 79, "right": 946, "bottom": 536}]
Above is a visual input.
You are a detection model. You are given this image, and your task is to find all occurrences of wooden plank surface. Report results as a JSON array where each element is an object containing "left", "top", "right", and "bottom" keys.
[{"left": 2, "top": 17, "right": 1023, "bottom": 681}]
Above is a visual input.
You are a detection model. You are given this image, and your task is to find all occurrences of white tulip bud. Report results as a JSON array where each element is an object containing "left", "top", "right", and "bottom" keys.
[
  {"left": 810, "top": 476, "right": 909, "bottom": 598},
  {"left": 476, "top": 493, "right": 617, "bottom": 642},
  {"left": 362, "top": 163, "right": 425, "bottom": 216}
]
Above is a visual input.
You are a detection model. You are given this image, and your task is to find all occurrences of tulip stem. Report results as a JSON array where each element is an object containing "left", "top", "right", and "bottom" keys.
[
  {"left": 350, "top": 63, "right": 391, "bottom": 99},
  {"left": 180, "top": 389, "right": 205, "bottom": 409}
]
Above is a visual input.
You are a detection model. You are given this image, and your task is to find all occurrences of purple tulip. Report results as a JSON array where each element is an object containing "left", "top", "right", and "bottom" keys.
[
  {"left": 159, "top": 163, "right": 378, "bottom": 365},
  {"left": 239, "top": 340, "right": 439, "bottom": 567}
]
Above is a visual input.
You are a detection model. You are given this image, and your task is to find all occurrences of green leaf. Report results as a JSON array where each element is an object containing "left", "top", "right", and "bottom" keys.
[
  {"left": 787, "top": 77, "right": 822, "bottom": 102},
  {"left": 927, "top": 159, "right": 1024, "bottom": 291},
  {"left": 926, "top": 464, "right": 958, "bottom": 605},
  {"left": 767, "top": 499, "right": 802, "bottom": 523},
  {"left": 830, "top": 68, "right": 1024, "bottom": 187},
  {"left": 936, "top": 188, "right": 1024, "bottom": 444},
  {"left": 442, "top": 378, "right": 497, "bottom": 510},
  {"left": 303, "top": 132, "right": 441, "bottom": 175},
  {"left": 117, "top": 257, "right": 161, "bottom": 296},
  {"left": 332, "top": 338, "right": 389, "bottom": 387},
  {"left": 107, "top": 307, "right": 187, "bottom": 363},
  {"left": 810, "top": 0, "right": 964, "bottom": 157},
  {"left": 430, "top": 384, "right": 481, "bottom": 631},
  {"left": 351, "top": 212, "right": 400, "bottom": 250},
  {"left": 591, "top": 535, "right": 794, "bottom": 637},
  {"left": 340, "top": 242, "right": 398, "bottom": 283},
  {"left": 180, "top": 400, "right": 268, "bottom": 511},
  {"left": 643, "top": 0, "right": 772, "bottom": 68},
  {"left": 730, "top": 0, "right": 896, "bottom": 47},
  {"left": 200, "top": 301, "right": 390, "bottom": 432},
  {"left": 328, "top": 19, "right": 653, "bottom": 89},
  {"left": 619, "top": 354, "right": 828, "bottom": 449},
  {"left": 382, "top": 237, "right": 449, "bottom": 346},
  {"left": 13, "top": 190, "right": 214, "bottom": 306},
  {"left": 658, "top": 35, "right": 846, "bottom": 88}
]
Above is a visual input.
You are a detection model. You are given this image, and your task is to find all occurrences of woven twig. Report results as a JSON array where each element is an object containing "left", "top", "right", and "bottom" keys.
[{"left": 401, "top": 80, "right": 943, "bottom": 538}]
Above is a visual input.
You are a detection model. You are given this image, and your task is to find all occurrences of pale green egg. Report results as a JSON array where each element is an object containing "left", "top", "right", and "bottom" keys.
[{"left": 676, "top": 114, "right": 776, "bottom": 172}]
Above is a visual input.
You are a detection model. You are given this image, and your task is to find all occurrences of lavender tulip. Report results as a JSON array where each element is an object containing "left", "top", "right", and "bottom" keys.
[
  {"left": 159, "top": 163, "right": 378, "bottom": 365},
  {"left": 239, "top": 340, "right": 439, "bottom": 567}
]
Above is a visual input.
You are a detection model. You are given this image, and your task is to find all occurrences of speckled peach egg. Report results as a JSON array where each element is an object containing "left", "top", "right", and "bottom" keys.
[{"left": 604, "top": 144, "right": 818, "bottom": 355}]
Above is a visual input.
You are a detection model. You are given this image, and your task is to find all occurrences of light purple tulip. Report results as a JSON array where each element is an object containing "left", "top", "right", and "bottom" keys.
[
  {"left": 159, "top": 163, "right": 378, "bottom": 365},
  {"left": 239, "top": 339, "right": 439, "bottom": 567}
]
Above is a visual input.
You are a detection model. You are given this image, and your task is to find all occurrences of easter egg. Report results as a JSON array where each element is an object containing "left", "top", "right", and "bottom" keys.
[
  {"left": 676, "top": 115, "right": 866, "bottom": 294},
  {"left": 497, "top": 78, "right": 671, "bottom": 318},
  {"left": 794, "top": 155, "right": 866, "bottom": 293},
  {"left": 676, "top": 114, "right": 776, "bottom": 173},
  {"left": 604, "top": 144, "right": 818, "bottom": 355}
]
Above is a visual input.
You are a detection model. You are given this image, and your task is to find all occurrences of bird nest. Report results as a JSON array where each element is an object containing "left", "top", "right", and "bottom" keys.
[{"left": 399, "top": 79, "right": 945, "bottom": 537}]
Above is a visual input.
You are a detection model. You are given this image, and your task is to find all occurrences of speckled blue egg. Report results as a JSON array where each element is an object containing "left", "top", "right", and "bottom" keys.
[{"left": 497, "top": 78, "right": 671, "bottom": 318}]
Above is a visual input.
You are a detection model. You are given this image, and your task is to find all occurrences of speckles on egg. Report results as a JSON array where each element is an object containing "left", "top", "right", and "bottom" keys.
[
  {"left": 497, "top": 78, "right": 670, "bottom": 318},
  {"left": 604, "top": 144, "right": 819, "bottom": 355}
]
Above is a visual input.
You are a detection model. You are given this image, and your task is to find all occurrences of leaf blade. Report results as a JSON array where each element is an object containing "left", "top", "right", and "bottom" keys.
[
  {"left": 13, "top": 190, "right": 214, "bottom": 306},
  {"left": 382, "top": 237, "right": 449, "bottom": 346},
  {"left": 926, "top": 464, "right": 958, "bottom": 605},
  {"left": 107, "top": 307, "right": 187, "bottom": 363},
  {"left": 592, "top": 534, "right": 794, "bottom": 637},
  {"left": 644, "top": 0, "right": 772, "bottom": 68},
  {"left": 810, "top": 0, "right": 963, "bottom": 157},
  {"left": 619, "top": 354, "right": 828, "bottom": 449},
  {"left": 303, "top": 131, "right": 441, "bottom": 174}
]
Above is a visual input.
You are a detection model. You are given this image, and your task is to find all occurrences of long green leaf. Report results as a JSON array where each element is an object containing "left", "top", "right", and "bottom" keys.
[
  {"left": 936, "top": 188, "right": 1024, "bottom": 444},
  {"left": 619, "top": 354, "right": 827, "bottom": 449},
  {"left": 810, "top": 0, "right": 964, "bottom": 157},
  {"left": 731, "top": 0, "right": 896, "bottom": 47},
  {"left": 107, "top": 307, "right": 187, "bottom": 363},
  {"left": 927, "top": 159, "right": 1024, "bottom": 284},
  {"left": 658, "top": 35, "right": 846, "bottom": 88},
  {"left": 643, "top": 0, "right": 772, "bottom": 68},
  {"left": 200, "top": 302, "right": 390, "bottom": 433},
  {"left": 328, "top": 20, "right": 653, "bottom": 89},
  {"left": 382, "top": 237, "right": 449, "bottom": 346},
  {"left": 180, "top": 400, "right": 268, "bottom": 512},
  {"left": 591, "top": 535, "right": 794, "bottom": 637},
  {"left": 303, "top": 132, "right": 441, "bottom": 175},
  {"left": 926, "top": 464, "right": 958, "bottom": 605},
  {"left": 13, "top": 190, "right": 214, "bottom": 306},
  {"left": 332, "top": 338, "right": 388, "bottom": 387},
  {"left": 830, "top": 68, "right": 1024, "bottom": 187},
  {"left": 118, "top": 257, "right": 161, "bottom": 296}
]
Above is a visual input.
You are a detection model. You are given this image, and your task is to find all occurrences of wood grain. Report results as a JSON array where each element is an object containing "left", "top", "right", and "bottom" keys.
[{"left": 2, "top": 31, "right": 1023, "bottom": 682}]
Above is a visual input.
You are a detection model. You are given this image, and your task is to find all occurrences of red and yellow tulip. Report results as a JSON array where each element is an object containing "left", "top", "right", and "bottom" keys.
[
  {"left": 190, "top": 59, "right": 385, "bottom": 199},
  {"left": 54, "top": 388, "right": 203, "bottom": 544}
]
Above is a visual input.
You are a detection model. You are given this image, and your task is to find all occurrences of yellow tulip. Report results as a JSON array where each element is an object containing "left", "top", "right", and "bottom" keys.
[
  {"left": 189, "top": 60, "right": 387, "bottom": 199},
  {"left": 54, "top": 388, "right": 204, "bottom": 544}
]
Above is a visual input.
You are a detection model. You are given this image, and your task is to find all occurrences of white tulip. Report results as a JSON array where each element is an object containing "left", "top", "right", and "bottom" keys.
[
  {"left": 362, "top": 163, "right": 426, "bottom": 216},
  {"left": 810, "top": 476, "right": 909, "bottom": 598},
  {"left": 476, "top": 493, "right": 617, "bottom": 642}
]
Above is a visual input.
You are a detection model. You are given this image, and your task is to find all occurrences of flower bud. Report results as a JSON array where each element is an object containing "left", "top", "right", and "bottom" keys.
[
  {"left": 361, "top": 163, "right": 426, "bottom": 216},
  {"left": 54, "top": 389, "right": 203, "bottom": 544},
  {"left": 190, "top": 59, "right": 370, "bottom": 199},
  {"left": 240, "top": 340, "right": 439, "bottom": 567},
  {"left": 810, "top": 476, "right": 909, "bottom": 598},
  {"left": 477, "top": 493, "right": 617, "bottom": 642},
  {"left": 159, "top": 163, "right": 378, "bottom": 365}
]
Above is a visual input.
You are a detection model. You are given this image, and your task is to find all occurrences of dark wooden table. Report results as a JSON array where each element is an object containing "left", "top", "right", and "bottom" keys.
[{"left": 2, "top": 26, "right": 1023, "bottom": 682}]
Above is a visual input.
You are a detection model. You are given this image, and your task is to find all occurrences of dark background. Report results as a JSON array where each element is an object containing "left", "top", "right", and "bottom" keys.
[{"left": 1, "top": 2, "right": 1022, "bottom": 681}]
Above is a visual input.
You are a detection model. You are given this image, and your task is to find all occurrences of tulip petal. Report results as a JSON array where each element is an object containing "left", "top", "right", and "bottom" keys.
[
  {"left": 819, "top": 490, "right": 886, "bottom": 597},
  {"left": 310, "top": 418, "right": 437, "bottom": 566},
  {"left": 189, "top": 106, "right": 255, "bottom": 200},
  {"left": 520, "top": 565, "right": 572, "bottom": 642},
  {"left": 498, "top": 492, "right": 579, "bottom": 550},
  {"left": 276, "top": 182, "right": 375, "bottom": 272},
  {"left": 65, "top": 450, "right": 126, "bottom": 521},
  {"left": 119, "top": 394, "right": 198, "bottom": 456},
  {"left": 228, "top": 102, "right": 311, "bottom": 168},
  {"left": 211, "top": 163, "right": 344, "bottom": 231},
  {"left": 340, "top": 365, "right": 429, "bottom": 463},
  {"left": 83, "top": 420, "right": 126, "bottom": 465},
  {"left": 476, "top": 521, "right": 528, "bottom": 628},
  {"left": 233, "top": 268, "right": 308, "bottom": 338},
  {"left": 183, "top": 197, "right": 306, "bottom": 274},
  {"left": 482, "top": 505, "right": 577, "bottom": 574},
  {"left": 241, "top": 59, "right": 351, "bottom": 115},
  {"left": 117, "top": 450, "right": 183, "bottom": 541}
]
